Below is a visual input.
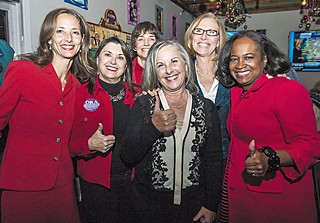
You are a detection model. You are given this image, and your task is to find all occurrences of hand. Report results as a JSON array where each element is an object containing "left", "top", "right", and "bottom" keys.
[
  {"left": 193, "top": 207, "right": 216, "bottom": 223},
  {"left": 245, "top": 140, "right": 268, "bottom": 177},
  {"left": 88, "top": 123, "right": 115, "bottom": 153},
  {"left": 141, "top": 88, "right": 160, "bottom": 96},
  {"left": 151, "top": 93, "right": 177, "bottom": 132}
]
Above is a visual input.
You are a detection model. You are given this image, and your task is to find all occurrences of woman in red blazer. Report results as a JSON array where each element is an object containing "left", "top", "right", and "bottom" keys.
[
  {"left": 0, "top": 8, "right": 94, "bottom": 223},
  {"left": 69, "top": 37, "right": 136, "bottom": 222}
]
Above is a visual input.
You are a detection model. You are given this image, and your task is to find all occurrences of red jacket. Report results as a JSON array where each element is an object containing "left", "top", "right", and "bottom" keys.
[
  {"left": 69, "top": 78, "right": 135, "bottom": 188},
  {"left": 225, "top": 73, "right": 320, "bottom": 223},
  {"left": 0, "top": 60, "right": 79, "bottom": 190}
]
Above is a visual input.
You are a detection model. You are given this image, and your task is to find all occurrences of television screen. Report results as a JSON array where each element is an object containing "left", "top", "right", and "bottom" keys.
[
  {"left": 288, "top": 31, "right": 320, "bottom": 72},
  {"left": 226, "top": 29, "right": 266, "bottom": 39}
]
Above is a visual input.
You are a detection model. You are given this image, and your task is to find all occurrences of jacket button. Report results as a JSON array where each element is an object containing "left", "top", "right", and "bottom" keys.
[
  {"left": 56, "top": 138, "right": 61, "bottom": 142},
  {"left": 58, "top": 119, "right": 63, "bottom": 124},
  {"left": 59, "top": 101, "right": 64, "bottom": 106},
  {"left": 54, "top": 157, "right": 59, "bottom": 161}
]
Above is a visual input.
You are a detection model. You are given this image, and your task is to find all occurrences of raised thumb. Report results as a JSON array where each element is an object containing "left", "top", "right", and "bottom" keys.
[
  {"left": 97, "top": 123, "right": 103, "bottom": 133},
  {"left": 248, "top": 139, "right": 256, "bottom": 158},
  {"left": 153, "top": 94, "right": 161, "bottom": 112}
]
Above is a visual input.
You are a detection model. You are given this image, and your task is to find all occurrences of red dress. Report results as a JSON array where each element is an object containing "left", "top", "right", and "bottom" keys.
[
  {"left": 224, "top": 73, "right": 320, "bottom": 223},
  {"left": 0, "top": 60, "right": 80, "bottom": 222}
]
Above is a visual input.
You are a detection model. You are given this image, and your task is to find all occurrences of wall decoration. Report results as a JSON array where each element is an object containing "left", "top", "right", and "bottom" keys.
[
  {"left": 155, "top": 5, "right": 163, "bottom": 35},
  {"left": 127, "top": 0, "right": 140, "bottom": 26},
  {"left": 87, "top": 9, "right": 131, "bottom": 57},
  {"left": 171, "top": 15, "right": 177, "bottom": 39},
  {"left": 64, "top": 0, "right": 88, "bottom": 10},
  {"left": 99, "top": 9, "right": 122, "bottom": 31}
]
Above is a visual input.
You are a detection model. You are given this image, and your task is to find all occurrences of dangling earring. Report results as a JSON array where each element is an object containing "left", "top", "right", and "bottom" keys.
[{"left": 49, "top": 44, "right": 52, "bottom": 50}]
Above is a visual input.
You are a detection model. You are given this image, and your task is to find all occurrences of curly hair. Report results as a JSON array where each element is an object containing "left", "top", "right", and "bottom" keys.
[{"left": 217, "top": 30, "right": 291, "bottom": 87}]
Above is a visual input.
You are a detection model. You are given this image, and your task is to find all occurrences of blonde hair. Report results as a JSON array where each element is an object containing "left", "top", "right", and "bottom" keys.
[{"left": 184, "top": 12, "right": 226, "bottom": 60}]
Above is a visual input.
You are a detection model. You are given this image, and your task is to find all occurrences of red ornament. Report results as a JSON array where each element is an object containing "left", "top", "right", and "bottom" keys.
[{"left": 215, "top": 3, "right": 221, "bottom": 10}]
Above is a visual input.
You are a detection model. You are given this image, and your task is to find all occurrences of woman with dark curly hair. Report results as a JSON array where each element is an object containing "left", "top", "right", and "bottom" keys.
[{"left": 216, "top": 30, "right": 320, "bottom": 223}]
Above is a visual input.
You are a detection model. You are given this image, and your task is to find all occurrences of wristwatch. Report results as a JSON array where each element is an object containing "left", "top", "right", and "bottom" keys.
[{"left": 258, "top": 146, "right": 280, "bottom": 172}]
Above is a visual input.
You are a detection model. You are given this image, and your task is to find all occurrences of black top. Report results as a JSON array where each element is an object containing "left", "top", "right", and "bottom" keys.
[
  {"left": 120, "top": 93, "right": 223, "bottom": 211},
  {"left": 99, "top": 78, "right": 131, "bottom": 175}
]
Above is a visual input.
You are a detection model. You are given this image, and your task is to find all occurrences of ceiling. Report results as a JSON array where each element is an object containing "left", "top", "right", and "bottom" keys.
[{"left": 170, "top": 0, "right": 301, "bottom": 17}]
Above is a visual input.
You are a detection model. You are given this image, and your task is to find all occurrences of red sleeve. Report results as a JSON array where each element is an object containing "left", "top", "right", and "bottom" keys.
[{"left": 275, "top": 81, "right": 320, "bottom": 180}]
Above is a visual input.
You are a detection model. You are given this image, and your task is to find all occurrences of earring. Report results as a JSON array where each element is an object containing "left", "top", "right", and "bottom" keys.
[{"left": 49, "top": 44, "right": 52, "bottom": 50}]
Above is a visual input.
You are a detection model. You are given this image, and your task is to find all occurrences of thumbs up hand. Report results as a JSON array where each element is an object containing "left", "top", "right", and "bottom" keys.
[
  {"left": 151, "top": 94, "right": 177, "bottom": 133},
  {"left": 88, "top": 123, "right": 116, "bottom": 153},
  {"left": 245, "top": 140, "right": 268, "bottom": 177}
]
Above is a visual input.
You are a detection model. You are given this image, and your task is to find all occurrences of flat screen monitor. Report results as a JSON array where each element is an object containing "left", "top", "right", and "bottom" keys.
[
  {"left": 226, "top": 29, "right": 266, "bottom": 39},
  {"left": 288, "top": 31, "right": 320, "bottom": 72}
]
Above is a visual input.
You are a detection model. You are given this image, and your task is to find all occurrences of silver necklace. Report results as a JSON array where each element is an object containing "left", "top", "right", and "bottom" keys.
[{"left": 109, "top": 88, "right": 125, "bottom": 102}]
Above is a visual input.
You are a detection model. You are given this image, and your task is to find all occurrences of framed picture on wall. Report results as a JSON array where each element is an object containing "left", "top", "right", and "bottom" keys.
[
  {"left": 155, "top": 5, "right": 163, "bottom": 35},
  {"left": 64, "top": 0, "right": 88, "bottom": 10},
  {"left": 171, "top": 15, "right": 177, "bottom": 39},
  {"left": 127, "top": 0, "right": 140, "bottom": 26}
]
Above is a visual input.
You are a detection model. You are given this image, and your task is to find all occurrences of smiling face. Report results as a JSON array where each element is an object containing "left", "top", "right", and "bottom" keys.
[
  {"left": 134, "top": 31, "right": 157, "bottom": 66},
  {"left": 229, "top": 36, "right": 267, "bottom": 91},
  {"left": 49, "top": 13, "right": 83, "bottom": 63},
  {"left": 97, "top": 42, "right": 127, "bottom": 84},
  {"left": 156, "top": 45, "right": 187, "bottom": 93},
  {"left": 192, "top": 17, "right": 220, "bottom": 58}
]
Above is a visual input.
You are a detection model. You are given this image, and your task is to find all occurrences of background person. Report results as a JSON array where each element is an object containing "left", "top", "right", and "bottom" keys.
[
  {"left": 184, "top": 12, "right": 229, "bottom": 161},
  {"left": 217, "top": 30, "right": 320, "bottom": 223},
  {"left": 0, "top": 39, "right": 14, "bottom": 86},
  {"left": 0, "top": 8, "right": 94, "bottom": 222},
  {"left": 69, "top": 37, "right": 136, "bottom": 223},
  {"left": 121, "top": 39, "right": 223, "bottom": 223},
  {"left": 309, "top": 80, "right": 320, "bottom": 132},
  {"left": 131, "top": 21, "right": 160, "bottom": 93}
]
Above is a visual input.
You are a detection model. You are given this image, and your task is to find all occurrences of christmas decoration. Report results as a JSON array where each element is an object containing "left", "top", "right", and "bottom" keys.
[
  {"left": 299, "top": 0, "right": 320, "bottom": 30},
  {"left": 212, "top": 0, "right": 248, "bottom": 30}
]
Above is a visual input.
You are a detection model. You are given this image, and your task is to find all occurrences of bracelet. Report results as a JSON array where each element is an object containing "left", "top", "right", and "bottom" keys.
[{"left": 258, "top": 146, "right": 280, "bottom": 172}]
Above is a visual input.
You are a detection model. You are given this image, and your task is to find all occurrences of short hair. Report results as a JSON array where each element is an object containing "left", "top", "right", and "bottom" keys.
[
  {"left": 130, "top": 21, "right": 160, "bottom": 50},
  {"left": 217, "top": 30, "right": 291, "bottom": 87},
  {"left": 184, "top": 12, "right": 227, "bottom": 60},
  {"left": 142, "top": 39, "right": 197, "bottom": 95},
  {"left": 86, "top": 37, "right": 134, "bottom": 95}
]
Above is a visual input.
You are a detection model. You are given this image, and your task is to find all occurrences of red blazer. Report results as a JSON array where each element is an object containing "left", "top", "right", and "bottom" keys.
[
  {"left": 0, "top": 60, "right": 79, "bottom": 191},
  {"left": 69, "top": 78, "right": 135, "bottom": 188},
  {"left": 225, "top": 73, "right": 320, "bottom": 222}
]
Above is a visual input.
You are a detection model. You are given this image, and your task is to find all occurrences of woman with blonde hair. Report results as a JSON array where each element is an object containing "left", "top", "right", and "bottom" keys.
[{"left": 184, "top": 12, "right": 229, "bottom": 161}]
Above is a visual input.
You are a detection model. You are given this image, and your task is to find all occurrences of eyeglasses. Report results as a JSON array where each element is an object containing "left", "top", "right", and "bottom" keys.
[{"left": 192, "top": 28, "right": 219, "bottom": 37}]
